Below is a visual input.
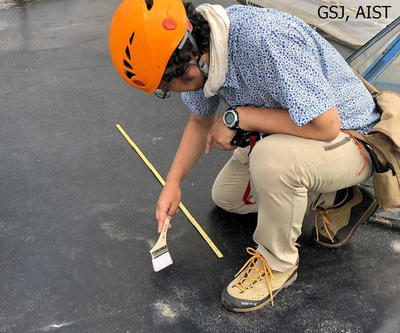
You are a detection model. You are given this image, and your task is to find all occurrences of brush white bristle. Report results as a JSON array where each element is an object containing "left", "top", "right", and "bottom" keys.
[{"left": 152, "top": 251, "right": 173, "bottom": 272}]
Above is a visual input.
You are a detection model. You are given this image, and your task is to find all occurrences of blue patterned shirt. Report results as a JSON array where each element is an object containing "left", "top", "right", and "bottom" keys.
[{"left": 181, "top": 5, "right": 379, "bottom": 134}]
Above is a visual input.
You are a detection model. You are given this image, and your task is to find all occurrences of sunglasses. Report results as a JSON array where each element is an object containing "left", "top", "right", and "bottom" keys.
[
  {"left": 154, "top": 59, "right": 199, "bottom": 99},
  {"left": 154, "top": 83, "right": 171, "bottom": 99}
]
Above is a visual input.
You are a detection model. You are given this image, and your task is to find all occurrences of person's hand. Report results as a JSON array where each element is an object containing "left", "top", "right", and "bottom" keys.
[
  {"left": 156, "top": 181, "right": 181, "bottom": 233},
  {"left": 205, "top": 115, "right": 237, "bottom": 153}
]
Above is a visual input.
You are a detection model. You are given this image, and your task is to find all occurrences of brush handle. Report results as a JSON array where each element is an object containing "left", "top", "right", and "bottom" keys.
[{"left": 150, "top": 216, "right": 171, "bottom": 252}]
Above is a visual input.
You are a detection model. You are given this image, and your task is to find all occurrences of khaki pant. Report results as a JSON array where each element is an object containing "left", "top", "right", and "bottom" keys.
[{"left": 212, "top": 131, "right": 373, "bottom": 272}]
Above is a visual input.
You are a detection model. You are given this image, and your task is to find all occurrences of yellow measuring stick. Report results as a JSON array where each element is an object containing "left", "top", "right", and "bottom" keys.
[{"left": 116, "top": 124, "right": 223, "bottom": 259}]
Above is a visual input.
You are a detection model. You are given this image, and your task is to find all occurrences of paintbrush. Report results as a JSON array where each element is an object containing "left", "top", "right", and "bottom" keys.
[{"left": 149, "top": 216, "right": 173, "bottom": 272}]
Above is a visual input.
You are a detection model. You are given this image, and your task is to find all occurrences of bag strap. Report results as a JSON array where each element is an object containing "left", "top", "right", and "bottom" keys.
[{"left": 242, "top": 135, "right": 258, "bottom": 205}]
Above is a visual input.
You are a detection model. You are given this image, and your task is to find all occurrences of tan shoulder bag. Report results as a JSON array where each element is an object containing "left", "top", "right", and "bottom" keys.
[{"left": 349, "top": 74, "right": 400, "bottom": 210}]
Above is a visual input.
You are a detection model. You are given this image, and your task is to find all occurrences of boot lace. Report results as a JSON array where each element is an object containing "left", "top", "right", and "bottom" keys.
[
  {"left": 314, "top": 188, "right": 349, "bottom": 243},
  {"left": 314, "top": 209, "right": 334, "bottom": 243},
  {"left": 233, "top": 247, "right": 275, "bottom": 306}
]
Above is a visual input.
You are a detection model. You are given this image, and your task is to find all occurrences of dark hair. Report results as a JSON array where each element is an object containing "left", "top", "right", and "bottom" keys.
[{"left": 161, "top": 2, "right": 210, "bottom": 83}]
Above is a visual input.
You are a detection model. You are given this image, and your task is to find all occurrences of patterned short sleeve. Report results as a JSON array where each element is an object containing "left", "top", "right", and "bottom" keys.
[
  {"left": 181, "top": 89, "right": 220, "bottom": 118},
  {"left": 244, "top": 25, "right": 336, "bottom": 127}
]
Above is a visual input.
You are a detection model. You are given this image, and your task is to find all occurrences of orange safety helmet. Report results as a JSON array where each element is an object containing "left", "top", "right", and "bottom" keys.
[{"left": 109, "top": 0, "right": 191, "bottom": 94}]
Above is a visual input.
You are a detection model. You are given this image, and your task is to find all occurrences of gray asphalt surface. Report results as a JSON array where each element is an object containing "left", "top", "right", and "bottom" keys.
[{"left": 1, "top": 0, "right": 399, "bottom": 332}]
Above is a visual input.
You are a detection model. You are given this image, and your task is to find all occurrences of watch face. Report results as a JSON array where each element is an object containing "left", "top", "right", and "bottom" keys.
[{"left": 225, "top": 112, "right": 235, "bottom": 125}]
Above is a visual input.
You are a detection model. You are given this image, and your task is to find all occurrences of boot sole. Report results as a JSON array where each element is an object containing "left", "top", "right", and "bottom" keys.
[
  {"left": 313, "top": 198, "right": 378, "bottom": 248},
  {"left": 228, "top": 272, "right": 298, "bottom": 312}
]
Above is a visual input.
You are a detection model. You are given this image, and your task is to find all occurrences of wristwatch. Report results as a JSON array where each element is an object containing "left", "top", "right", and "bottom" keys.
[{"left": 223, "top": 107, "right": 240, "bottom": 130}]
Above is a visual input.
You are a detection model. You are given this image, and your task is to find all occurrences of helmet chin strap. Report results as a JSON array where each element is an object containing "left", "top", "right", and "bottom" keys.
[
  {"left": 163, "top": 24, "right": 209, "bottom": 78},
  {"left": 198, "top": 57, "right": 209, "bottom": 79},
  {"left": 188, "top": 34, "right": 209, "bottom": 78}
]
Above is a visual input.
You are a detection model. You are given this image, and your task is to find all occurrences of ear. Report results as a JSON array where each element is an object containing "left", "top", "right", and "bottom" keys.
[{"left": 200, "top": 52, "right": 210, "bottom": 65}]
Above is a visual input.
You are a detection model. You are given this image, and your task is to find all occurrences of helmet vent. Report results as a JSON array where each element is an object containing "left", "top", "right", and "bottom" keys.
[
  {"left": 123, "top": 32, "right": 136, "bottom": 80},
  {"left": 124, "top": 71, "right": 135, "bottom": 79},
  {"left": 125, "top": 46, "right": 131, "bottom": 60},
  {"left": 123, "top": 59, "right": 133, "bottom": 70},
  {"left": 144, "top": 0, "right": 153, "bottom": 10}
]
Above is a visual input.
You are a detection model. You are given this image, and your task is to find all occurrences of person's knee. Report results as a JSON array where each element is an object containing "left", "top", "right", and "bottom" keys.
[
  {"left": 211, "top": 179, "right": 228, "bottom": 209},
  {"left": 211, "top": 183, "right": 244, "bottom": 213},
  {"left": 249, "top": 135, "right": 297, "bottom": 187}
]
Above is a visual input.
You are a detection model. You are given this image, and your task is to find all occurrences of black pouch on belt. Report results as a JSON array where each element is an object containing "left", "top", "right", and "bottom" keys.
[{"left": 231, "top": 130, "right": 261, "bottom": 148}]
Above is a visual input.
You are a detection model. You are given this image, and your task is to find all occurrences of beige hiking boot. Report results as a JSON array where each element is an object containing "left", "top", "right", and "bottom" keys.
[
  {"left": 221, "top": 247, "right": 298, "bottom": 312},
  {"left": 312, "top": 185, "right": 378, "bottom": 248}
]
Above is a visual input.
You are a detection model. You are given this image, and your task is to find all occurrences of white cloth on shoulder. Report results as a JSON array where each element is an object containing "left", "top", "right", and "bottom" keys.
[{"left": 196, "top": 4, "right": 230, "bottom": 98}]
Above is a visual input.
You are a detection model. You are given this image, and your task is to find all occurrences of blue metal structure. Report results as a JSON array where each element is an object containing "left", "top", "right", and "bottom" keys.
[
  {"left": 347, "top": 16, "right": 400, "bottom": 92},
  {"left": 363, "top": 34, "right": 400, "bottom": 82}
]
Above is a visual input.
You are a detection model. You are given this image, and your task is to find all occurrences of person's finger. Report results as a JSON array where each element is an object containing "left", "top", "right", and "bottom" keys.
[
  {"left": 223, "top": 143, "right": 237, "bottom": 151},
  {"left": 162, "top": 215, "right": 173, "bottom": 231},
  {"left": 168, "top": 200, "right": 180, "bottom": 217},
  {"left": 157, "top": 209, "right": 168, "bottom": 233},
  {"left": 215, "top": 141, "right": 225, "bottom": 150},
  {"left": 156, "top": 205, "right": 162, "bottom": 222},
  {"left": 205, "top": 133, "right": 213, "bottom": 154}
]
